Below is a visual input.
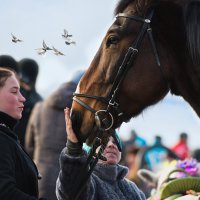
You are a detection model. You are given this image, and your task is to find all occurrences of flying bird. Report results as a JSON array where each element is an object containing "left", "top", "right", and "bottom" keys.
[
  {"left": 35, "top": 40, "right": 52, "bottom": 55},
  {"left": 35, "top": 48, "right": 46, "bottom": 55},
  {"left": 11, "top": 33, "right": 23, "bottom": 43},
  {"left": 62, "top": 29, "right": 76, "bottom": 45},
  {"left": 52, "top": 46, "right": 65, "bottom": 56},
  {"left": 65, "top": 40, "right": 76, "bottom": 46},
  {"left": 62, "top": 29, "right": 72, "bottom": 39},
  {"left": 42, "top": 40, "right": 52, "bottom": 50}
]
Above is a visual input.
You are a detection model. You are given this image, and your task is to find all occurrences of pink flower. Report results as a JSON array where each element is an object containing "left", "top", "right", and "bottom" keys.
[{"left": 175, "top": 158, "right": 199, "bottom": 177}]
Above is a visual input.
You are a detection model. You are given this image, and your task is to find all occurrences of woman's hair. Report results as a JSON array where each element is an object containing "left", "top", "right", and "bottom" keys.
[{"left": 0, "top": 67, "right": 14, "bottom": 88}]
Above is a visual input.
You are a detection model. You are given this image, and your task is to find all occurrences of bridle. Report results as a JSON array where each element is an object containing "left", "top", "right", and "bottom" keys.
[
  {"left": 72, "top": 8, "right": 161, "bottom": 200},
  {"left": 73, "top": 8, "right": 161, "bottom": 132}
]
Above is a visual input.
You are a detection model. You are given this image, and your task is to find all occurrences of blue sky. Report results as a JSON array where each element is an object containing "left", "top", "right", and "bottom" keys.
[
  {"left": 1, "top": 0, "right": 200, "bottom": 150},
  {"left": 0, "top": 0, "right": 118, "bottom": 96}
]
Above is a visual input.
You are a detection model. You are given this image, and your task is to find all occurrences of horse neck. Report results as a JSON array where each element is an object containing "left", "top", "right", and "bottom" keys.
[
  {"left": 170, "top": 61, "right": 200, "bottom": 118},
  {"left": 155, "top": 0, "right": 200, "bottom": 118}
]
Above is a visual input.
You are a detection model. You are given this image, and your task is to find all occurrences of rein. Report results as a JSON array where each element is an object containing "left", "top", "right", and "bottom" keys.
[{"left": 72, "top": 8, "right": 160, "bottom": 199}]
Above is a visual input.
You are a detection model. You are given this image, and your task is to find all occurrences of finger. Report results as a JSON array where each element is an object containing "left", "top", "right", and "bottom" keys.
[
  {"left": 64, "top": 108, "right": 78, "bottom": 143},
  {"left": 64, "top": 108, "right": 72, "bottom": 129}
]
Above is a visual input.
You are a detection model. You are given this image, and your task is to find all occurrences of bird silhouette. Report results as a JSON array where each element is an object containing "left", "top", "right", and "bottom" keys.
[
  {"left": 52, "top": 46, "right": 65, "bottom": 56},
  {"left": 65, "top": 40, "right": 76, "bottom": 46},
  {"left": 11, "top": 33, "right": 23, "bottom": 43},
  {"left": 35, "top": 48, "right": 46, "bottom": 55},
  {"left": 62, "top": 29, "right": 72, "bottom": 39},
  {"left": 42, "top": 40, "right": 52, "bottom": 50},
  {"left": 35, "top": 40, "right": 52, "bottom": 55}
]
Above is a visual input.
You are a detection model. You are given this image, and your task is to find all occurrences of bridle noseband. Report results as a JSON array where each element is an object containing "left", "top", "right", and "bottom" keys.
[{"left": 73, "top": 8, "right": 160, "bottom": 132}]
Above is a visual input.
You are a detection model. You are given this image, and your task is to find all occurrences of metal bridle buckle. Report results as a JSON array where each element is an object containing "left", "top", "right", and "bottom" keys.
[
  {"left": 109, "top": 100, "right": 119, "bottom": 108},
  {"left": 145, "top": 19, "right": 151, "bottom": 23},
  {"left": 95, "top": 110, "right": 114, "bottom": 131}
]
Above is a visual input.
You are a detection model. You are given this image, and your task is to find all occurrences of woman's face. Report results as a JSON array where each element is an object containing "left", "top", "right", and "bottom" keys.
[
  {"left": 99, "top": 137, "right": 121, "bottom": 165},
  {"left": 0, "top": 74, "right": 25, "bottom": 120}
]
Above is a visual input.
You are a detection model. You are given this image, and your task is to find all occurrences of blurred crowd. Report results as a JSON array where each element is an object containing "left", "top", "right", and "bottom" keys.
[{"left": 120, "top": 130, "right": 199, "bottom": 197}]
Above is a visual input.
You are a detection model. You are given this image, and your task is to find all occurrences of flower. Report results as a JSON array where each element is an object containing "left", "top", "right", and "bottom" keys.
[{"left": 175, "top": 158, "right": 199, "bottom": 177}]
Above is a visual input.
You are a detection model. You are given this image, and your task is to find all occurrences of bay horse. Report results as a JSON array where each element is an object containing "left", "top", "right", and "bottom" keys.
[{"left": 71, "top": 0, "right": 200, "bottom": 146}]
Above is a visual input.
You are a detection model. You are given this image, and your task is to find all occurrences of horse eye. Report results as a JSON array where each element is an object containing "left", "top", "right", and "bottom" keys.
[{"left": 106, "top": 35, "right": 119, "bottom": 47}]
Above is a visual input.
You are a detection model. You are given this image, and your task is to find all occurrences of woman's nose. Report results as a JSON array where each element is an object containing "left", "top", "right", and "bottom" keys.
[
  {"left": 107, "top": 140, "right": 115, "bottom": 148},
  {"left": 20, "top": 92, "right": 26, "bottom": 102}
]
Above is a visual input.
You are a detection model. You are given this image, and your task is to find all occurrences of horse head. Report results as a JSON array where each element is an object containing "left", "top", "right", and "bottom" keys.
[{"left": 71, "top": 0, "right": 200, "bottom": 144}]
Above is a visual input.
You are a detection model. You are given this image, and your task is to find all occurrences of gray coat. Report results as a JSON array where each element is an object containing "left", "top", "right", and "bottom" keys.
[
  {"left": 25, "top": 82, "right": 77, "bottom": 200},
  {"left": 56, "top": 143, "right": 146, "bottom": 200}
]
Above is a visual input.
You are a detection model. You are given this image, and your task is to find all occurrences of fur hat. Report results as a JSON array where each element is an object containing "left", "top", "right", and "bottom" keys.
[
  {"left": 18, "top": 58, "right": 39, "bottom": 85},
  {"left": 0, "top": 55, "right": 19, "bottom": 73}
]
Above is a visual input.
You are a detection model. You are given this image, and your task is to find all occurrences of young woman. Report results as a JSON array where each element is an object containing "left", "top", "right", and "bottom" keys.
[
  {"left": 56, "top": 107, "right": 146, "bottom": 200},
  {"left": 0, "top": 67, "right": 46, "bottom": 200}
]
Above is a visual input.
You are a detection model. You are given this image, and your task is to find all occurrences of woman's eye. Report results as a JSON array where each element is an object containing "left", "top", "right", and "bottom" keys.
[
  {"left": 11, "top": 89, "right": 18, "bottom": 94},
  {"left": 106, "top": 35, "right": 119, "bottom": 47}
]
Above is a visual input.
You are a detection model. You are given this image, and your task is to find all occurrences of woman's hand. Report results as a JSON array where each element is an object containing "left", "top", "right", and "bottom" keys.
[{"left": 64, "top": 107, "right": 78, "bottom": 143}]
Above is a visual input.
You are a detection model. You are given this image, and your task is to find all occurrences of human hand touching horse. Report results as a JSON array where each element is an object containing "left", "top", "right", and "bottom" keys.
[{"left": 64, "top": 107, "right": 79, "bottom": 143}]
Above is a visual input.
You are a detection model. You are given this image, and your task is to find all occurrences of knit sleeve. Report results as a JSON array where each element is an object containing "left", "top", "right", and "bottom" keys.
[
  {"left": 65, "top": 139, "right": 83, "bottom": 156},
  {"left": 128, "top": 180, "right": 146, "bottom": 200},
  {"left": 56, "top": 143, "right": 89, "bottom": 200}
]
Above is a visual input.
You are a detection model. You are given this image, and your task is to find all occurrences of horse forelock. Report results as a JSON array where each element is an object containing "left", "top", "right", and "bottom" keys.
[
  {"left": 114, "top": 0, "right": 152, "bottom": 16},
  {"left": 114, "top": 0, "right": 146, "bottom": 15},
  {"left": 184, "top": 0, "right": 200, "bottom": 67}
]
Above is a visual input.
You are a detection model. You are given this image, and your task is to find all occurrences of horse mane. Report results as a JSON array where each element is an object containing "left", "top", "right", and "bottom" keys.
[
  {"left": 184, "top": 0, "right": 200, "bottom": 67},
  {"left": 114, "top": 0, "right": 149, "bottom": 15},
  {"left": 114, "top": 0, "right": 133, "bottom": 15}
]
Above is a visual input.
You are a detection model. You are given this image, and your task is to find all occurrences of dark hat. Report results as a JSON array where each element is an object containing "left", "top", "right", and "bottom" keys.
[
  {"left": 180, "top": 132, "right": 188, "bottom": 139},
  {"left": 0, "top": 55, "right": 19, "bottom": 73},
  {"left": 18, "top": 58, "right": 39, "bottom": 85}
]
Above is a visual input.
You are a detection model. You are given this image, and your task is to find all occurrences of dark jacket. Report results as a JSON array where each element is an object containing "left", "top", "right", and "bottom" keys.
[
  {"left": 56, "top": 140, "right": 146, "bottom": 200},
  {"left": 0, "top": 111, "right": 40, "bottom": 200},
  {"left": 25, "top": 81, "right": 77, "bottom": 200}
]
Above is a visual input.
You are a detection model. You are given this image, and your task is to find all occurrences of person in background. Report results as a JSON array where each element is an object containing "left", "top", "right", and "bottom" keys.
[
  {"left": 141, "top": 135, "right": 179, "bottom": 172},
  {"left": 56, "top": 108, "right": 146, "bottom": 200},
  {"left": 25, "top": 70, "right": 85, "bottom": 200},
  {"left": 192, "top": 148, "right": 200, "bottom": 162},
  {"left": 14, "top": 58, "right": 43, "bottom": 147},
  {"left": 171, "top": 132, "right": 190, "bottom": 160},
  {"left": 121, "top": 130, "right": 147, "bottom": 164},
  {"left": 124, "top": 146, "right": 140, "bottom": 181},
  {"left": 153, "top": 135, "right": 163, "bottom": 146},
  {"left": 0, "top": 54, "right": 19, "bottom": 76},
  {"left": 124, "top": 146, "right": 152, "bottom": 198},
  {"left": 0, "top": 67, "right": 46, "bottom": 200},
  {"left": 123, "top": 130, "right": 147, "bottom": 149}
]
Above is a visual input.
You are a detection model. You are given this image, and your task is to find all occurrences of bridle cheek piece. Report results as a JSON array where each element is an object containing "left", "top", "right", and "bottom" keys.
[{"left": 73, "top": 8, "right": 160, "bottom": 132}]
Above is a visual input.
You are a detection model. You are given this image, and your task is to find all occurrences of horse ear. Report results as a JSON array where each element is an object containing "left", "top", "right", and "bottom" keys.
[{"left": 137, "top": 169, "right": 158, "bottom": 188}]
